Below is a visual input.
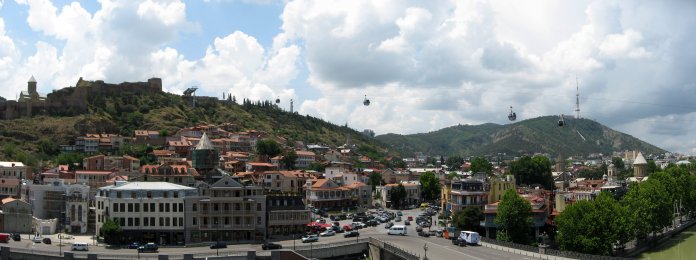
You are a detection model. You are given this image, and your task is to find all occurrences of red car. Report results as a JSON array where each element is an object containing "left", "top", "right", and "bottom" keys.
[
  {"left": 407, "top": 216, "right": 413, "bottom": 221},
  {"left": 343, "top": 225, "right": 353, "bottom": 231}
]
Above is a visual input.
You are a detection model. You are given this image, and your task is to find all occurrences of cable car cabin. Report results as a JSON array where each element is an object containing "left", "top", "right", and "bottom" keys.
[
  {"left": 363, "top": 95, "right": 370, "bottom": 106},
  {"left": 275, "top": 97, "right": 280, "bottom": 104},
  {"left": 558, "top": 115, "right": 566, "bottom": 127},
  {"left": 507, "top": 106, "right": 517, "bottom": 121}
]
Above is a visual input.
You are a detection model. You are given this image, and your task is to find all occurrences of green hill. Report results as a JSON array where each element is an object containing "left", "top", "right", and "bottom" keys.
[
  {"left": 376, "top": 116, "right": 666, "bottom": 157},
  {"left": 0, "top": 91, "right": 390, "bottom": 168}
]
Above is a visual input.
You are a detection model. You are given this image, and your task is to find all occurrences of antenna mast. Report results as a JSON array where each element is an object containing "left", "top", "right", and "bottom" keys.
[
  {"left": 290, "top": 99, "right": 294, "bottom": 113},
  {"left": 575, "top": 76, "right": 581, "bottom": 119}
]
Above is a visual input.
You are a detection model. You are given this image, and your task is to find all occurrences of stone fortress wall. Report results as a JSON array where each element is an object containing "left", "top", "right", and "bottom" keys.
[{"left": 1, "top": 77, "right": 163, "bottom": 120}]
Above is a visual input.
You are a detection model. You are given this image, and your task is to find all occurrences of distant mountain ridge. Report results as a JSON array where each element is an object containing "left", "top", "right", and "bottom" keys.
[{"left": 375, "top": 116, "right": 666, "bottom": 158}]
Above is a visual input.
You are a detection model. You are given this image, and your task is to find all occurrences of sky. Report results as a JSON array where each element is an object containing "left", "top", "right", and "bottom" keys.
[{"left": 1, "top": 0, "right": 696, "bottom": 154}]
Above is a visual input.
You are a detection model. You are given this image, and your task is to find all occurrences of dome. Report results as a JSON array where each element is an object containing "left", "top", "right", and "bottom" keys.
[{"left": 633, "top": 152, "right": 647, "bottom": 165}]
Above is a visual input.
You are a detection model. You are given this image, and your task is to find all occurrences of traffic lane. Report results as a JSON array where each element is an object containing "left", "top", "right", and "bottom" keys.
[{"left": 371, "top": 233, "right": 535, "bottom": 260}]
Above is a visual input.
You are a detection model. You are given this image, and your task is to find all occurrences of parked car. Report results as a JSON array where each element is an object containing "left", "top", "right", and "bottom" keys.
[
  {"left": 32, "top": 236, "right": 42, "bottom": 243},
  {"left": 344, "top": 231, "right": 360, "bottom": 238},
  {"left": 302, "top": 235, "right": 319, "bottom": 243},
  {"left": 138, "top": 243, "right": 159, "bottom": 253},
  {"left": 71, "top": 242, "right": 89, "bottom": 251},
  {"left": 404, "top": 220, "right": 411, "bottom": 225},
  {"left": 343, "top": 225, "right": 353, "bottom": 232},
  {"left": 11, "top": 233, "right": 20, "bottom": 241},
  {"left": 385, "top": 222, "right": 394, "bottom": 229},
  {"left": 416, "top": 225, "right": 423, "bottom": 232},
  {"left": 262, "top": 242, "right": 282, "bottom": 250},
  {"left": 407, "top": 216, "right": 413, "bottom": 221},
  {"left": 42, "top": 238, "right": 52, "bottom": 244},
  {"left": 417, "top": 231, "right": 431, "bottom": 237},
  {"left": 397, "top": 211, "right": 403, "bottom": 216},
  {"left": 320, "top": 230, "right": 336, "bottom": 237},
  {"left": 395, "top": 216, "right": 402, "bottom": 222},
  {"left": 333, "top": 226, "right": 345, "bottom": 233},
  {"left": 127, "top": 242, "right": 142, "bottom": 249},
  {"left": 210, "top": 241, "right": 227, "bottom": 249}
]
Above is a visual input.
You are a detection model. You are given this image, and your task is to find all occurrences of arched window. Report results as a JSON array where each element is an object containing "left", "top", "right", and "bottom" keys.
[{"left": 71, "top": 204, "right": 76, "bottom": 221}]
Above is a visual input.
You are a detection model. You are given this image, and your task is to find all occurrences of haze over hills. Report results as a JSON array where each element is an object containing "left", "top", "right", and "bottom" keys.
[{"left": 376, "top": 116, "right": 667, "bottom": 158}]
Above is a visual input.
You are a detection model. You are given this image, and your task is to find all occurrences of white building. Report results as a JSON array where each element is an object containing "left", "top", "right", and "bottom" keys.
[
  {"left": 95, "top": 182, "right": 197, "bottom": 245},
  {"left": 23, "top": 179, "right": 91, "bottom": 233}
]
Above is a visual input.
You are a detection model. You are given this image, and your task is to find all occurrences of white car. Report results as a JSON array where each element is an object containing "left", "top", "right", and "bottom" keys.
[
  {"left": 32, "top": 236, "right": 43, "bottom": 243},
  {"left": 302, "top": 235, "right": 319, "bottom": 243},
  {"left": 320, "top": 230, "right": 336, "bottom": 237}
]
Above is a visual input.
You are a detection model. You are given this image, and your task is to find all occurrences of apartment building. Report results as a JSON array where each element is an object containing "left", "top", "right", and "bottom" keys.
[
  {"left": 261, "top": 170, "right": 314, "bottom": 194},
  {"left": 379, "top": 182, "right": 421, "bottom": 208},
  {"left": 0, "top": 161, "right": 30, "bottom": 198},
  {"left": 95, "top": 182, "right": 197, "bottom": 245},
  {"left": 294, "top": 150, "right": 316, "bottom": 168},
  {"left": 449, "top": 178, "right": 489, "bottom": 214},
  {"left": 23, "top": 179, "right": 91, "bottom": 233},
  {"left": 185, "top": 175, "right": 266, "bottom": 243},
  {"left": 267, "top": 195, "right": 311, "bottom": 236}
]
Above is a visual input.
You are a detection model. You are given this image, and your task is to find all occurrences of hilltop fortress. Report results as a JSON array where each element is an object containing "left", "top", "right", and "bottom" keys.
[{"left": 1, "top": 77, "right": 163, "bottom": 120}]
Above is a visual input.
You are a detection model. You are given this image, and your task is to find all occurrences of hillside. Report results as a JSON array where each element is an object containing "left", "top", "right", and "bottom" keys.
[
  {"left": 376, "top": 116, "right": 666, "bottom": 158},
  {"left": 0, "top": 90, "right": 389, "bottom": 168}
]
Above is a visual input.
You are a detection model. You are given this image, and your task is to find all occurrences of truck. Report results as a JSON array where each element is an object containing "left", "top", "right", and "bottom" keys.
[
  {"left": 458, "top": 231, "right": 480, "bottom": 245},
  {"left": 0, "top": 233, "right": 10, "bottom": 243}
]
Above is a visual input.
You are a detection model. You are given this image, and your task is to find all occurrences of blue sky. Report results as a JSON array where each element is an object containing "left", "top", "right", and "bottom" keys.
[{"left": 1, "top": 0, "right": 696, "bottom": 155}]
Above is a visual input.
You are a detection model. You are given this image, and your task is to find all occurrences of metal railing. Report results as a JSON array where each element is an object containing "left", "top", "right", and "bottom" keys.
[{"left": 480, "top": 237, "right": 634, "bottom": 260}]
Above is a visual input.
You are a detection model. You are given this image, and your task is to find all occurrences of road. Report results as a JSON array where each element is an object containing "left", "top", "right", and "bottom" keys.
[{"left": 4, "top": 208, "right": 533, "bottom": 259}]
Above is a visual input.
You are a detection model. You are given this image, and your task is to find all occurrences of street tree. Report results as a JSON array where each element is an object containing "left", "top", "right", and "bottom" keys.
[
  {"left": 100, "top": 218, "right": 123, "bottom": 244},
  {"left": 494, "top": 189, "right": 532, "bottom": 244},
  {"left": 419, "top": 171, "right": 441, "bottom": 201},
  {"left": 556, "top": 192, "right": 633, "bottom": 255},
  {"left": 389, "top": 183, "right": 407, "bottom": 209},
  {"left": 622, "top": 179, "right": 672, "bottom": 239},
  {"left": 470, "top": 157, "right": 493, "bottom": 175},
  {"left": 453, "top": 206, "right": 483, "bottom": 231}
]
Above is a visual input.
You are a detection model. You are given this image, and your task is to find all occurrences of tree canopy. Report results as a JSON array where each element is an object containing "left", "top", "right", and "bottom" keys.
[
  {"left": 453, "top": 206, "right": 483, "bottom": 231},
  {"left": 556, "top": 192, "right": 632, "bottom": 256},
  {"left": 368, "top": 172, "right": 385, "bottom": 191},
  {"left": 622, "top": 178, "right": 672, "bottom": 239},
  {"left": 389, "top": 183, "right": 407, "bottom": 209},
  {"left": 100, "top": 218, "right": 123, "bottom": 244},
  {"left": 256, "top": 139, "right": 282, "bottom": 161},
  {"left": 494, "top": 189, "right": 532, "bottom": 244},
  {"left": 419, "top": 171, "right": 441, "bottom": 201},
  {"left": 470, "top": 156, "right": 493, "bottom": 174},
  {"left": 510, "top": 156, "right": 554, "bottom": 190},
  {"left": 281, "top": 150, "right": 297, "bottom": 170}
]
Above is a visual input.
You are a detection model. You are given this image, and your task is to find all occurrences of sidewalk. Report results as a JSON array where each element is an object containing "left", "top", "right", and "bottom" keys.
[{"left": 479, "top": 241, "right": 575, "bottom": 260}]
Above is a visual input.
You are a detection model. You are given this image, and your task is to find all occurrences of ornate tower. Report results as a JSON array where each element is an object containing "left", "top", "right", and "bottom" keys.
[{"left": 633, "top": 152, "right": 648, "bottom": 178}]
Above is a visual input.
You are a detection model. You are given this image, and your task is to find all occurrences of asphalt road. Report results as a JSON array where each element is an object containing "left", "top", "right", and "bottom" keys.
[{"left": 4, "top": 208, "right": 533, "bottom": 260}]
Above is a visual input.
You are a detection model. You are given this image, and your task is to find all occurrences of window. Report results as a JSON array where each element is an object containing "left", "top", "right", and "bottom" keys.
[
  {"left": 214, "top": 203, "right": 219, "bottom": 211},
  {"left": 128, "top": 203, "right": 133, "bottom": 212},
  {"left": 172, "top": 218, "right": 177, "bottom": 226},
  {"left": 128, "top": 218, "right": 133, "bottom": 226},
  {"left": 235, "top": 203, "right": 240, "bottom": 210},
  {"left": 224, "top": 217, "right": 230, "bottom": 225},
  {"left": 144, "top": 218, "right": 149, "bottom": 226},
  {"left": 173, "top": 203, "right": 177, "bottom": 212},
  {"left": 193, "top": 203, "right": 197, "bottom": 212},
  {"left": 117, "top": 191, "right": 122, "bottom": 198},
  {"left": 213, "top": 217, "right": 219, "bottom": 225},
  {"left": 245, "top": 203, "right": 251, "bottom": 211},
  {"left": 159, "top": 203, "right": 164, "bottom": 212},
  {"left": 164, "top": 191, "right": 169, "bottom": 198},
  {"left": 150, "top": 203, "right": 155, "bottom": 212},
  {"left": 257, "top": 203, "right": 261, "bottom": 211},
  {"left": 174, "top": 192, "right": 179, "bottom": 198},
  {"left": 193, "top": 217, "right": 197, "bottom": 226},
  {"left": 235, "top": 217, "right": 240, "bottom": 225},
  {"left": 235, "top": 191, "right": 240, "bottom": 197},
  {"left": 165, "top": 203, "right": 170, "bottom": 212},
  {"left": 224, "top": 203, "right": 229, "bottom": 211},
  {"left": 150, "top": 217, "right": 155, "bottom": 226},
  {"left": 120, "top": 203, "right": 125, "bottom": 212},
  {"left": 131, "top": 192, "right": 136, "bottom": 199},
  {"left": 179, "top": 217, "right": 183, "bottom": 227},
  {"left": 257, "top": 217, "right": 262, "bottom": 225},
  {"left": 147, "top": 191, "right": 152, "bottom": 198},
  {"left": 159, "top": 217, "right": 164, "bottom": 226},
  {"left": 203, "top": 218, "right": 208, "bottom": 225},
  {"left": 143, "top": 203, "right": 148, "bottom": 212},
  {"left": 120, "top": 218, "right": 125, "bottom": 226},
  {"left": 179, "top": 203, "right": 183, "bottom": 212},
  {"left": 113, "top": 203, "right": 118, "bottom": 212}
]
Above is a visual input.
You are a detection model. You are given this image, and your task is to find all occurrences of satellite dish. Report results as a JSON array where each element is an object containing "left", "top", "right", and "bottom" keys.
[
  {"left": 363, "top": 95, "right": 370, "bottom": 106},
  {"left": 508, "top": 106, "right": 517, "bottom": 121}
]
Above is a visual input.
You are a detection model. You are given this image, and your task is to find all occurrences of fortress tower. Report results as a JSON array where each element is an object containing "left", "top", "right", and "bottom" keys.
[
  {"left": 148, "top": 77, "right": 162, "bottom": 92},
  {"left": 28, "top": 76, "right": 37, "bottom": 95}
]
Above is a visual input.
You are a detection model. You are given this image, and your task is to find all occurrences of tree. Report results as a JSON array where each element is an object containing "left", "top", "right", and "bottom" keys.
[
  {"left": 622, "top": 179, "right": 672, "bottom": 239},
  {"left": 470, "top": 157, "right": 493, "bottom": 175},
  {"left": 453, "top": 206, "right": 483, "bottom": 231},
  {"left": 419, "top": 171, "right": 441, "bottom": 201},
  {"left": 647, "top": 160, "right": 658, "bottom": 175},
  {"left": 368, "top": 172, "right": 384, "bottom": 192},
  {"left": 100, "top": 218, "right": 123, "bottom": 244},
  {"left": 446, "top": 171, "right": 459, "bottom": 181},
  {"left": 494, "top": 189, "right": 532, "bottom": 244},
  {"left": 446, "top": 156, "right": 465, "bottom": 170},
  {"left": 510, "top": 156, "right": 554, "bottom": 190},
  {"left": 281, "top": 150, "right": 298, "bottom": 170},
  {"left": 256, "top": 139, "right": 282, "bottom": 162},
  {"left": 556, "top": 192, "right": 633, "bottom": 255},
  {"left": 389, "top": 184, "right": 407, "bottom": 209},
  {"left": 612, "top": 157, "right": 625, "bottom": 170}
]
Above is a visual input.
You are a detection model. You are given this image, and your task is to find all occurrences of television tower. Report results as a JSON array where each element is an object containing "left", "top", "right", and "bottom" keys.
[{"left": 575, "top": 76, "right": 580, "bottom": 119}]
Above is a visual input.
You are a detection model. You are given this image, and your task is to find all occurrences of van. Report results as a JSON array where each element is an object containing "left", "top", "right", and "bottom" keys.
[
  {"left": 388, "top": 225, "right": 407, "bottom": 236},
  {"left": 72, "top": 242, "right": 89, "bottom": 251},
  {"left": 458, "top": 231, "right": 480, "bottom": 245}
]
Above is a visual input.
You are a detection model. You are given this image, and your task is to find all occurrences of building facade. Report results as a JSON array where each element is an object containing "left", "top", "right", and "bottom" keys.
[
  {"left": 449, "top": 178, "right": 489, "bottom": 214},
  {"left": 267, "top": 195, "right": 311, "bottom": 236},
  {"left": 95, "top": 182, "right": 197, "bottom": 245},
  {"left": 0, "top": 198, "right": 32, "bottom": 234}
]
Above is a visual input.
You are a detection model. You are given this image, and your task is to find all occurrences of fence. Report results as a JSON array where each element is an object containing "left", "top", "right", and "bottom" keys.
[{"left": 480, "top": 237, "right": 634, "bottom": 260}]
